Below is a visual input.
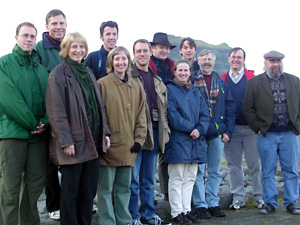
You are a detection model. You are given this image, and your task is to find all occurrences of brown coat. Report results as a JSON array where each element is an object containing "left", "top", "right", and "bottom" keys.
[
  {"left": 131, "top": 65, "right": 170, "bottom": 152},
  {"left": 46, "top": 61, "right": 110, "bottom": 165},
  {"left": 98, "top": 72, "right": 147, "bottom": 167}
]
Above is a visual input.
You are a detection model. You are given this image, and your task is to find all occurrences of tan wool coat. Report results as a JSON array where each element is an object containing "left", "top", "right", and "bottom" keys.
[{"left": 98, "top": 72, "right": 147, "bottom": 166}]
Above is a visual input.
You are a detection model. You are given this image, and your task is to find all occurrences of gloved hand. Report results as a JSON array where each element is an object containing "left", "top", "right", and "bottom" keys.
[{"left": 130, "top": 142, "right": 141, "bottom": 153}]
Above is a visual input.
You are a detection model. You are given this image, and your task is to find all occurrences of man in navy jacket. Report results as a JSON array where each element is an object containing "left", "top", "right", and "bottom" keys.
[{"left": 192, "top": 49, "right": 235, "bottom": 219}]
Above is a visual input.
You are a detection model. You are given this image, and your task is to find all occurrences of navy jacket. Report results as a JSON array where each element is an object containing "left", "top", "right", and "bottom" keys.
[
  {"left": 164, "top": 80, "right": 210, "bottom": 164},
  {"left": 86, "top": 45, "right": 109, "bottom": 80},
  {"left": 194, "top": 72, "right": 236, "bottom": 141}
]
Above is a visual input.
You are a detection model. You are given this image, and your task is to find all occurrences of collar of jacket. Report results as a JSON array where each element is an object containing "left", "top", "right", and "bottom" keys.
[
  {"left": 131, "top": 64, "right": 163, "bottom": 81},
  {"left": 109, "top": 72, "right": 133, "bottom": 87},
  {"left": 13, "top": 44, "right": 39, "bottom": 67}
]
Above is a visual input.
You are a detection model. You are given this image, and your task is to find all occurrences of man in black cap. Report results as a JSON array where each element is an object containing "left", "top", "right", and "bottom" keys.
[
  {"left": 149, "top": 32, "right": 175, "bottom": 202},
  {"left": 244, "top": 50, "right": 300, "bottom": 215}
]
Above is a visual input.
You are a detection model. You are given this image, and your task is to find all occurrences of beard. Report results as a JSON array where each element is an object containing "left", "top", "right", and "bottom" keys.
[
  {"left": 200, "top": 64, "right": 214, "bottom": 74},
  {"left": 264, "top": 65, "right": 283, "bottom": 79}
]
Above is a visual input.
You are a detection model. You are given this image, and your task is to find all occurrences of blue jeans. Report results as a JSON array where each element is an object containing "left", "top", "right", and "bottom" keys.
[
  {"left": 192, "top": 137, "right": 224, "bottom": 208},
  {"left": 129, "top": 129, "right": 159, "bottom": 220},
  {"left": 257, "top": 131, "right": 299, "bottom": 208}
]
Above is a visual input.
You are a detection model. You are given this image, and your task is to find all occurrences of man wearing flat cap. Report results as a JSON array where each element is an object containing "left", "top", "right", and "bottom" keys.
[{"left": 244, "top": 51, "right": 300, "bottom": 215}]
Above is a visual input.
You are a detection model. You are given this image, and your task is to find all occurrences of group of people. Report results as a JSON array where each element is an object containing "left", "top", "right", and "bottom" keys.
[{"left": 0, "top": 8, "right": 299, "bottom": 225}]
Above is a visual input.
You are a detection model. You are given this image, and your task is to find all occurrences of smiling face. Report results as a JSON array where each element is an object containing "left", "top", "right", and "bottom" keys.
[
  {"left": 228, "top": 49, "right": 245, "bottom": 72},
  {"left": 68, "top": 41, "right": 86, "bottom": 63},
  {"left": 100, "top": 26, "right": 118, "bottom": 51},
  {"left": 46, "top": 14, "right": 67, "bottom": 41},
  {"left": 113, "top": 50, "right": 128, "bottom": 78},
  {"left": 151, "top": 44, "right": 170, "bottom": 60},
  {"left": 174, "top": 62, "right": 191, "bottom": 84},
  {"left": 198, "top": 53, "right": 215, "bottom": 75},
  {"left": 15, "top": 25, "right": 37, "bottom": 54},
  {"left": 133, "top": 42, "right": 151, "bottom": 69}
]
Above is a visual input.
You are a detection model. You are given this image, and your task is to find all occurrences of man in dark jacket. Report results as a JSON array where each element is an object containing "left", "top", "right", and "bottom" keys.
[
  {"left": 192, "top": 49, "right": 235, "bottom": 219},
  {"left": 243, "top": 51, "right": 300, "bottom": 215},
  {"left": 148, "top": 32, "right": 176, "bottom": 201},
  {"left": 129, "top": 39, "right": 171, "bottom": 225},
  {"left": 35, "top": 9, "right": 67, "bottom": 220},
  {"left": 0, "top": 22, "right": 49, "bottom": 225},
  {"left": 86, "top": 21, "right": 118, "bottom": 80},
  {"left": 221, "top": 48, "right": 263, "bottom": 210}
]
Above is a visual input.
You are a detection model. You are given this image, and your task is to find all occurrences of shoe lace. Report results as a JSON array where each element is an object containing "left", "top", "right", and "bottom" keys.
[
  {"left": 132, "top": 220, "right": 142, "bottom": 225},
  {"left": 152, "top": 215, "right": 162, "bottom": 225}
]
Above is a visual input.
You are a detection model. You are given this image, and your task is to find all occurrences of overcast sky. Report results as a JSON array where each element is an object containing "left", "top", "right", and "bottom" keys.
[{"left": 1, "top": 0, "right": 299, "bottom": 76}]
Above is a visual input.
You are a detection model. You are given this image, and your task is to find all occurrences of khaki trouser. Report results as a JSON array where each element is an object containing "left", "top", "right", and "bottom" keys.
[{"left": 0, "top": 139, "right": 47, "bottom": 225}]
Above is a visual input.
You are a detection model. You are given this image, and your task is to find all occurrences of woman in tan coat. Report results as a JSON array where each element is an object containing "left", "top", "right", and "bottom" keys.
[{"left": 97, "top": 46, "right": 147, "bottom": 225}]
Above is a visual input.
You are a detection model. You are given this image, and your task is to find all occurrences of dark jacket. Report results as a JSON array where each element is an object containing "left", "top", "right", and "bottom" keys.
[
  {"left": 46, "top": 61, "right": 110, "bottom": 165},
  {"left": 164, "top": 80, "right": 210, "bottom": 164},
  {"left": 149, "top": 57, "right": 175, "bottom": 83},
  {"left": 131, "top": 65, "right": 170, "bottom": 152},
  {"left": 195, "top": 72, "right": 236, "bottom": 140},
  {"left": 85, "top": 45, "right": 109, "bottom": 80},
  {"left": 35, "top": 32, "right": 63, "bottom": 73},
  {"left": 243, "top": 72, "right": 300, "bottom": 136}
]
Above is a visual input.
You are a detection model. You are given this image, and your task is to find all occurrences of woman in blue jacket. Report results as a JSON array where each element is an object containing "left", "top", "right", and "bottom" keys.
[{"left": 164, "top": 59, "right": 210, "bottom": 224}]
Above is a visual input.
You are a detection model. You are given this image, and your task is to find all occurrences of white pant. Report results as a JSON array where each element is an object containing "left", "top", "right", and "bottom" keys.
[{"left": 168, "top": 163, "right": 198, "bottom": 218}]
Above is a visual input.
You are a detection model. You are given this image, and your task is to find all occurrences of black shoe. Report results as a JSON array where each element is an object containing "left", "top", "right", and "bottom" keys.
[
  {"left": 185, "top": 211, "right": 201, "bottom": 223},
  {"left": 209, "top": 206, "right": 226, "bottom": 217},
  {"left": 259, "top": 203, "right": 275, "bottom": 215},
  {"left": 173, "top": 213, "right": 192, "bottom": 225},
  {"left": 286, "top": 203, "right": 300, "bottom": 215},
  {"left": 195, "top": 207, "right": 211, "bottom": 219}
]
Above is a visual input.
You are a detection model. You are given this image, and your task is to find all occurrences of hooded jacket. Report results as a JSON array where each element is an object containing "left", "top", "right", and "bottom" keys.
[{"left": 164, "top": 80, "right": 210, "bottom": 164}]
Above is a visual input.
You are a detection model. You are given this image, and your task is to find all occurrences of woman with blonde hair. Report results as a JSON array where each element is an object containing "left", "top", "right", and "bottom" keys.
[
  {"left": 97, "top": 46, "right": 147, "bottom": 225},
  {"left": 46, "top": 32, "right": 110, "bottom": 225}
]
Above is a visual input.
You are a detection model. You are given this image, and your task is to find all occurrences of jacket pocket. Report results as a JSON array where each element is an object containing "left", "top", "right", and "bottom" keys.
[
  {"left": 110, "top": 131, "right": 122, "bottom": 144},
  {"left": 72, "top": 131, "right": 83, "bottom": 142}
]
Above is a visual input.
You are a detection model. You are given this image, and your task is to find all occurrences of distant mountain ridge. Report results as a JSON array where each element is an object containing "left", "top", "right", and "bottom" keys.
[{"left": 168, "top": 35, "right": 232, "bottom": 75}]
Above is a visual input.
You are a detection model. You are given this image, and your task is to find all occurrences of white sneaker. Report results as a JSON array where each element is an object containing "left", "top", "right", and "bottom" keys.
[
  {"left": 49, "top": 210, "right": 60, "bottom": 220},
  {"left": 256, "top": 199, "right": 265, "bottom": 209},
  {"left": 92, "top": 204, "right": 98, "bottom": 214},
  {"left": 230, "top": 200, "right": 245, "bottom": 210},
  {"left": 131, "top": 219, "right": 143, "bottom": 225}
]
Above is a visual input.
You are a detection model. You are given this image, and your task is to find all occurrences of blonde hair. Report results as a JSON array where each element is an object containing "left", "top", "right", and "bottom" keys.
[
  {"left": 59, "top": 32, "right": 88, "bottom": 59},
  {"left": 106, "top": 46, "right": 132, "bottom": 74}
]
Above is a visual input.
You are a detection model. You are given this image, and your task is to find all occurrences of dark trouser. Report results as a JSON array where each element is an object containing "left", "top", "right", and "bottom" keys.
[
  {"left": 60, "top": 157, "right": 99, "bottom": 225},
  {"left": 158, "top": 152, "right": 169, "bottom": 194},
  {"left": 45, "top": 161, "right": 61, "bottom": 212}
]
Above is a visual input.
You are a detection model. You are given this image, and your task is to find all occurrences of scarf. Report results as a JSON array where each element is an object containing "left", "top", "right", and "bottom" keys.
[
  {"left": 194, "top": 71, "right": 219, "bottom": 117},
  {"left": 45, "top": 32, "right": 61, "bottom": 50},
  {"left": 174, "top": 77, "right": 192, "bottom": 89},
  {"left": 66, "top": 57, "right": 99, "bottom": 132}
]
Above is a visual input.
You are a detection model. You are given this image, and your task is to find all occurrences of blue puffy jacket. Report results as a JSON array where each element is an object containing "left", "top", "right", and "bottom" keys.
[{"left": 164, "top": 80, "right": 210, "bottom": 164}]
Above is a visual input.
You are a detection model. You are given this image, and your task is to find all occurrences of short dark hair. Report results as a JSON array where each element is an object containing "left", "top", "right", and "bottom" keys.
[
  {"left": 229, "top": 47, "right": 246, "bottom": 59},
  {"left": 133, "top": 39, "right": 151, "bottom": 52},
  {"left": 46, "top": 9, "right": 66, "bottom": 25},
  {"left": 100, "top": 21, "right": 118, "bottom": 36},
  {"left": 16, "top": 22, "right": 37, "bottom": 36},
  {"left": 180, "top": 37, "right": 196, "bottom": 50}
]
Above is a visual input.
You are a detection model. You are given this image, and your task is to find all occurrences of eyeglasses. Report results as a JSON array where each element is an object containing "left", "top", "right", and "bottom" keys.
[
  {"left": 18, "top": 34, "right": 36, "bottom": 40},
  {"left": 135, "top": 49, "right": 150, "bottom": 54}
]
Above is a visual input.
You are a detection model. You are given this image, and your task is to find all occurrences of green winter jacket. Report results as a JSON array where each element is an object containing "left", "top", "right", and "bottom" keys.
[
  {"left": 0, "top": 45, "right": 49, "bottom": 142},
  {"left": 35, "top": 32, "right": 63, "bottom": 73}
]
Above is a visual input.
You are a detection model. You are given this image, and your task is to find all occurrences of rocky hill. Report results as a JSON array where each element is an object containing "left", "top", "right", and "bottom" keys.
[{"left": 168, "top": 35, "right": 232, "bottom": 75}]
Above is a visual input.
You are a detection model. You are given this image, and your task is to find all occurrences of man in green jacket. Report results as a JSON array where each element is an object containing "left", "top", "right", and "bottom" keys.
[
  {"left": 0, "top": 22, "right": 49, "bottom": 225},
  {"left": 35, "top": 9, "right": 67, "bottom": 220}
]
